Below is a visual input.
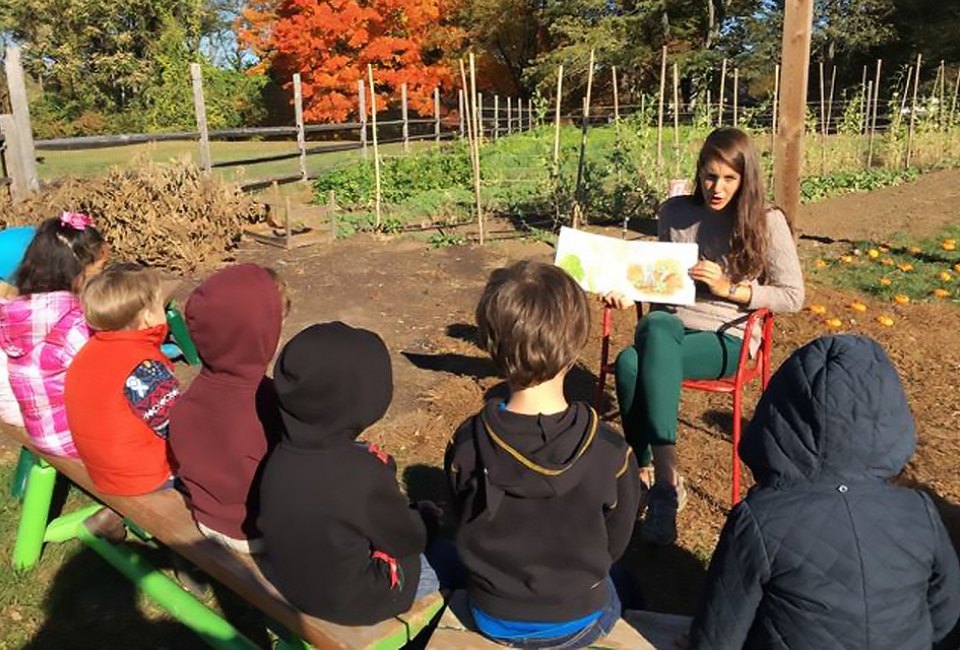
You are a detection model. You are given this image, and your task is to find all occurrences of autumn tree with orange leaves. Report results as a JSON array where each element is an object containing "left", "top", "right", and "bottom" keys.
[{"left": 240, "top": 0, "right": 460, "bottom": 122}]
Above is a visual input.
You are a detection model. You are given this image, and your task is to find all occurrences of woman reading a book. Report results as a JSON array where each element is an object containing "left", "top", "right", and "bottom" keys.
[{"left": 600, "top": 127, "right": 804, "bottom": 545}]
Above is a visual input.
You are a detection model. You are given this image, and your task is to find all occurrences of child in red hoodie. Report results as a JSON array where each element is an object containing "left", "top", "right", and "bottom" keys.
[
  {"left": 168, "top": 264, "right": 287, "bottom": 554},
  {"left": 66, "top": 263, "right": 179, "bottom": 495}
]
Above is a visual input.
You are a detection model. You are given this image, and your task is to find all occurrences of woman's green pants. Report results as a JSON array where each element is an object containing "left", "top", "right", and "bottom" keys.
[{"left": 614, "top": 311, "right": 742, "bottom": 467}]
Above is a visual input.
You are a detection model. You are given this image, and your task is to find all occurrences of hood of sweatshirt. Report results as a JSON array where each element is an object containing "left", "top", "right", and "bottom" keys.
[
  {"left": 185, "top": 264, "right": 282, "bottom": 384},
  {"left": 0, "top": 291, "right": 84, "bottom": 359},
  {"left": 273, "top": 321, "right": 392, "bottom": 450},
  {"left": 473, "top": 399, "right": 599, "bottom": 500},
  {"left": 739, "top": 334, "right": 916, "bottom": 489}
]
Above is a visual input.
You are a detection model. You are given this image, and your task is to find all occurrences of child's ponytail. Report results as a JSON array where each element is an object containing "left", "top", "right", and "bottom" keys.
[{"left": 14, "top": 213, "right": 106, "bottom": 295}]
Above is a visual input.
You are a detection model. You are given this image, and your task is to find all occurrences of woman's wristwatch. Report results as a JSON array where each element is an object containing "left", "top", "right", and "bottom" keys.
[{"left": 727, "top": 282, "right": 741, "bottom": 298}]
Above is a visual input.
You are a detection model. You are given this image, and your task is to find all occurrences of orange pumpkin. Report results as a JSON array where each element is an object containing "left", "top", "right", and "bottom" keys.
[
  {"left": 875, "top": 315, "right": 895, "bottom": 327},
  {"left": 893, "top": 294, "right": 910, "bottom": 305}
]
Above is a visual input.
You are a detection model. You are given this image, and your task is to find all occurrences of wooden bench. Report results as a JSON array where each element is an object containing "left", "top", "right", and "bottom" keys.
[
  {"left": 425, "top": 590, "right": 691, "bottom": 649},
  {"left": 2, "top": 424, "right": 443, "bottom": 649}
]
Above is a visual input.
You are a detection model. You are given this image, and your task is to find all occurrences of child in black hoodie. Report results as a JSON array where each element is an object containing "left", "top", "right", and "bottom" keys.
[
  {"left": 258, "top": 322, "right": 438, "bottom": 625},
  {"left": 445, "top": 260, "right": 641, "bottom": 648}
]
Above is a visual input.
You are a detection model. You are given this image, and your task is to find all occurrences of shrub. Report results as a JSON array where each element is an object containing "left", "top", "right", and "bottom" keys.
[{"left": 1, "top": 160, "right": 263, "bottom": 273}]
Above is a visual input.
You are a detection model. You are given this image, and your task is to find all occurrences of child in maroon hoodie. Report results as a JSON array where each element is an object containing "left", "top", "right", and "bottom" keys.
[{"left": 168, "top": 264, "right": 287, "bottom": 553}]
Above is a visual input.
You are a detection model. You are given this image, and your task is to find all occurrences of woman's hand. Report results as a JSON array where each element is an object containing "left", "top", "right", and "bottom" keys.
[
  {"left": 599, "top": 291, "right": 633, "bottom": 311},
  {"left": 689, "top": 260, "right": 732, "bottom": 297}
]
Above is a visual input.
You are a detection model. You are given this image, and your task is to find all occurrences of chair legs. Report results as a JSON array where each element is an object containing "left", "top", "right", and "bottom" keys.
[
  {"left": 13, "top": 456, "right": 57, "bottom": 570},
  {"left": 731, "top": 389, "right": 743, "bottom": 505},
  {"left": 11, "top": 447, "right": 35, "bottom": 501}
]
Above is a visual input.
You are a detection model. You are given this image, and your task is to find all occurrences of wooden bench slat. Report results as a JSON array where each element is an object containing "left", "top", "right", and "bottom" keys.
[{"left": 3, "top": 425, "right": 442, "bottom": 649}]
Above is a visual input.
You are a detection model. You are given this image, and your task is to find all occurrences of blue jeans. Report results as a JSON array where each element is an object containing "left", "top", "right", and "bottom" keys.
[
  {"left": 484, "top": 577, "right": 621, "bottom": 649},
  {"left": 415, "top": 537, "right": 466, "bottom": 599}
]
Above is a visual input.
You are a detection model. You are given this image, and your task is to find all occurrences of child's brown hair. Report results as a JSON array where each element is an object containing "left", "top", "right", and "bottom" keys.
[
  {"left": 264, "top": 267, "right": 291, "bottom": 319},
  {"left": 476, "top": 260, "right": 590, "bottom": 389},
  {"left": 82, "top": 262, "right": 162, "bottom": 331}
]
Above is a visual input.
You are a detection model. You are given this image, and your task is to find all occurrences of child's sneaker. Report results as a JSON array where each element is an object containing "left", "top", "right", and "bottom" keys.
[{"left": 640, "top": 477, "right": 687, "bottom": 545}]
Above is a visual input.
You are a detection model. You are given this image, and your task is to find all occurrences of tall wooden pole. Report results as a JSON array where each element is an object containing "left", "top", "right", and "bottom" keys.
[
  {"left": 950, "top": 68, "right": 960, "bottom": 127},
  {"left": 494, "top": 95, "right": 500, "bottom": 140},
  {"left": 190, "top": 63, "right": 212, "bottom": 174},
  {"left": 358, "top": 79, "right": 369, "bottom": 159},
  {"left": 401, "top": 82, "right": 410, "bottom": 152},
  {"left": 467, "top": 55, "right": 484, "bottom": 244},
  {"left": 657, "top": 45, "right": 667, "bottom": 169},
  {"left": 293, "top": 73, "right": 307, "bottom": 181},
  {"left": 867, "top": 59, "right": 882, "bottom": 168},
  {"left": 433, "top": 87, "right": 441, "bottom": 145},
  {"left": 367, "top": 65, "right": 382, "bottom": 229},
  {"left": 553, "top": 65, "right": 564, "bottom": 178},
  {"left": 4, "top": 46, "right": 38, "bottom": 192},
  {"left": 733, "top": 67, "right": 740, "bottom": 127},
  {"left": 718, "top": 58, "right": 727, "bottom": 127},
  {"left": 907, "top": 53, "right": 922, "bottom": 168},
  {"left": 673, "top": 62, "right": 681, "bottom": 176},
  {"left": 819, "top": 61, "right": 826, "bottom": 174},
  {"left": 773, "top": 0, "right": 814, "bottom": 226},
  {"left": 573, "top": 49, "right": 596, "bottom": 229},
  {"left": 770, "top": 63, "right": 780, "bottom": 189}
]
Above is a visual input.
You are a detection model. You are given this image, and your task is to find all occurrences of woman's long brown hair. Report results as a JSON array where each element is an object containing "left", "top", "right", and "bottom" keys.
[{"left": 691, "top": 128, "right": 792, "bottom": 282}]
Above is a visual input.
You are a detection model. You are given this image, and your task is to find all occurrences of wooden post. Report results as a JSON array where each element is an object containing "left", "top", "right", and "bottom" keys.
[
  {"left": 773, "top": 0, "right": 814, "bottom": 226},
  {"left": 359, "top": 79, "right": 368, "bottom": 159},
  {"left": 0, "top": 114, "right": 28, "bottom": 201},
  {"left": 907, "top": 53, "right": 922, "bottom": 168},
  {"left": 529, "top": 100, "right": 534, "bottom": 131},
  {"left": 718, "top": 58, "right": 728, "bottom": 126},
  {"left": 673, "top": 62, "right": 681, "bottom": 176},
  {"left": 458, "top": 90, "right": 465, "bottom": 136},
  {"left": 507, "top": 97, "right": 512, "bottom": 134},
  {"left": 293, "top": 73, "right": 307, "bottom": 181},
  {"left": 899, "top": 68, "right": 913, "bottom": 124},
  {"left": 327, "top": 190, "right": 337, "bottom": 243},
  {"left": 468, "top": 54, "right": 484, "bottom": 244},
  {"left": 573, "top": 49, "right": 596, "bottom": 229},
  {"left": 3, "top": 46, "right": 38, "bottom": 192},
  {"left": 867, "top": 59, "right": 882, "bottom": 168},
  {"left": 860, "top": 65, "right": 869, "bottom": 136},
  {"left": 825, "top": 65, "right": 837, "bottom": 135},
  {"left": 494, "top": 95, "right": 500, "bottom": 140},
  {"left": 612, "top": 66, "right": 620, "bottom": 126},
  {"left": 190, "top": 63, "right": 212, "bottom": 174},
  {"left": 401, "top": 82, "right": 410, "bottom": 153},
  {"left": 284, "top": 196, "right": 292, "bottom": 249},
  {"left": 733, "top": 67, "right": 739, "bottom": 127},
  {"left": 553, "top": 65, "right": 564, "bottom": 178},
  {"left": 518, "top": 98, "right": 524, "bottom": 132},
  {"left": 657, "top": 45, "right": 667, "bottom": 169},
  {"left": 434, "top": 87, "right": 441, "bottom": 144},
  {"left": 706, "top": 89, "right": 711, "bottom": 127},
  {"left": 478, "top": 93, "right": 484, "bottom": 142},
  {"left": 770, "top": 63, "right": 780, "bottom": 188},
  {"left": 938, "top": 60, "right": 946, "bottom": 130},
  {"left": 367, "top": 65, "right": 382, "bottom": 229}
]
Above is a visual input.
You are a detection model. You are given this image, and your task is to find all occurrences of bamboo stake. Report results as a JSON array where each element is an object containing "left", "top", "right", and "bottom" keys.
[
  {"left": 673, "top": 62, "right": 680, "bottom": 176},
  {"left": 907, "top": 54, "right": 921, "bottom": 168},
  {"left": 825, "top": 65, "right": 837, "bottom": 170},
  {"left": 939, "top": 60, "right": 946, "bottom": 130},
  {"left": 770, "top": 63, "right": 780, "bottom": 189},
  {"left": 433, "top": 87, "right": 440, "bottom": 145},
  {"left": 478, "top": 92, "right": 484, "bottom": 142},
  {"left": 899, "top": 67, "right": 913, "bottom": 122},
  {"left": 401, "top": 82, "right": 410, "bottom": 153},
  {"left": 705, "top": 89, "right": 711, "bottom": 127},
  {"left": 469, "top": 54, "right": 484, "bottom": 244},
  {"left": 458, "top": 90, "right": 465, "bottom": 136},
  {"left": 573, "top": 49, "right": 596, "bottom": 229},
  {"left": 613, "top": 65, "right": 626, "bottom": 237},
  {"left": 657, "top": 45, "right": 667, "bottom": 169},
  {"left": 733, "top": 67, "right": 739, "bottom": 127},
  {"left": 358, "top": 79, "right": 368, "bottom": 159},
  {"left": 518, "top": 97, "right": 524, "bottom": 132},
  {"left": 507, "top": 97, "right": 512, "bottom": 134},
  {"left": 867, "top": 59, "right": 882, "bottom": 168},
  {"left": 293, "top": 73, "right": 307, "bottom": 181},
  {"left": 819, "top": 61, "right": 826, "bottom": 174},
  {"left": 553, "top": 65, "right": 564, "bottom": 178},
  {"left": 950, "top": 68, "right": 960, "bottom": 127},
  {"left": 612, "top": 66, "right": 620, "bottom": 127},
  {"left": 366, "top": 65, "right": 382, "bottom": 229},
  {"left": 494, "top": 95, "right": 500, "bottom": 140},
  {"left": 718, "top": 58, "right": 727, "bottom": 126},
  {"left": 860, "top": 65, "right": 868, "bottom": 136}
]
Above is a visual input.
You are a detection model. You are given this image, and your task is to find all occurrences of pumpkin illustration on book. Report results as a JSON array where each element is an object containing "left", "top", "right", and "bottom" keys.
[{"left": 626, "top": 260, "right": 684, "bottom": 295}]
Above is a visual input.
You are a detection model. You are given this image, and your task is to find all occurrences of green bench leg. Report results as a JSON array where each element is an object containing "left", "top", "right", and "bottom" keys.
[
  {"left": 11, "top": 447, "right": 35, "bottom": 501},
  {"left": 12, "top": 458, "right": 57, "bottom": 570},
  {"left": 44, "top": 503, "right": 104, "bottom": 543},
  {"left": 76, "top": 525, "right": 259, "bottom": 650}
]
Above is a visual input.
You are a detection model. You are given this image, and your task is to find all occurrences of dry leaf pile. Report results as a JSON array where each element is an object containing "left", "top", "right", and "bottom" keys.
[{"left": 1, "top": 160, "right": 264, "bottom": 273}]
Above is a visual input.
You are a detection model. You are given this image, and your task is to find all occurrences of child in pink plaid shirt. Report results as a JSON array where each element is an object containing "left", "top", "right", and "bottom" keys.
[{"left": 0, "top": 213, "right": 108, "bottom": 457}]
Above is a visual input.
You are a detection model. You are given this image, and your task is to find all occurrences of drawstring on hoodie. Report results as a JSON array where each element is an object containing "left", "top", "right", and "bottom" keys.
[{"left": 371, "top": 550, "right": 401, "bottom": 589}]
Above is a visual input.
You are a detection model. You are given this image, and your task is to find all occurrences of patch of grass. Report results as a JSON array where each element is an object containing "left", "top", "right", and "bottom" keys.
[{"left": 807, "top": 225, "right": 960, "bottom": 305}]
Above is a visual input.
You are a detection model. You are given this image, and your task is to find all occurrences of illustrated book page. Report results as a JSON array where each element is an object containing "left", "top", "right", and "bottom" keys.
[{"left": 554, "top": 227, "right": 699, "bottom": 306}]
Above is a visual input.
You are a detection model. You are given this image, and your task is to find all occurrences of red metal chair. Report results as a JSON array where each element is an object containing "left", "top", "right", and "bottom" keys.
[{"left": 595, "top": 305, "right": 774, "bottom": 505}]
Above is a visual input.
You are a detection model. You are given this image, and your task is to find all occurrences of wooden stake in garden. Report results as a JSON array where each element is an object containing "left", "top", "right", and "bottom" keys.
[
  {"left": 367, "top": 64, "right": 382, "bottom": 229},
  {"left": 190, "top": 63, "right": 212, "bottom": 174},
  {"left": 293, "top": 73, "right": 307, "bottom": 181},
  {"left": 553, "top": 65, "right": 564, "bottom": 179},
  {"left": 673, "top": 62, "right": 681, "bottom": 176},
  {"left": 860, "top": 65, "right": 869, "bottom": 136},
  {"left": 770, "top": 63, "right": 780, "bottom": 189},
  {"left": 507, "top": 97, "right": 512, "bottom": 134},
  {"left": 825, "top": 65, "right": 837, "bottom": 168},
  {"left": 573, "top": 49, "right": 596, "bottom": 229},
  {"left": 657, "top": 45, "right": 667, "bottom": 169},
  {"left": 867, "top": 59, "right": 882, "bottom": 168},
  {"left": 3, "top": 46, "right": 38, "bottom": 192},
  {"left": 467, "top": 55, "right": 485, "bottom": 244},
  {"left": 358, "top": 80, "right": 369, "bottom": 159},
  {"left": 907, "top": 53, "right": 922, "bottom": 168},
  {"left": 433, "top": 87, "right": 441, "bottom": 145},
  {"left": 899, "top": 67, "right": 913, "bottom": 123},
  {"left": 518, "top": 98, "right": 524, "bottom": 132},
  {"left": 950, "top": 68, "right": 960, "bottom": 127},
  {"left": 718, "top": 58, "right": 728, "bottom": 126},
  {"left": 937, "top": 60, "right": 946, "bottom": 129},
  {"left": 478, "top": 92, "right": 484, "bottom": 142},
  {"left": 733, "top": 67, "right": 739, "bottom": 127},
  {"left": 458, "top": 90, "right": 465, "bottom": 136},
  {"left": 401, "top": 82, "right": 410, "bottom": 153},
  {"left": 818, "top": 61, "right": 826, "bottom": 173},
  {"left": 494, "top": 95, "right": 500, "bottom": 139}
]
